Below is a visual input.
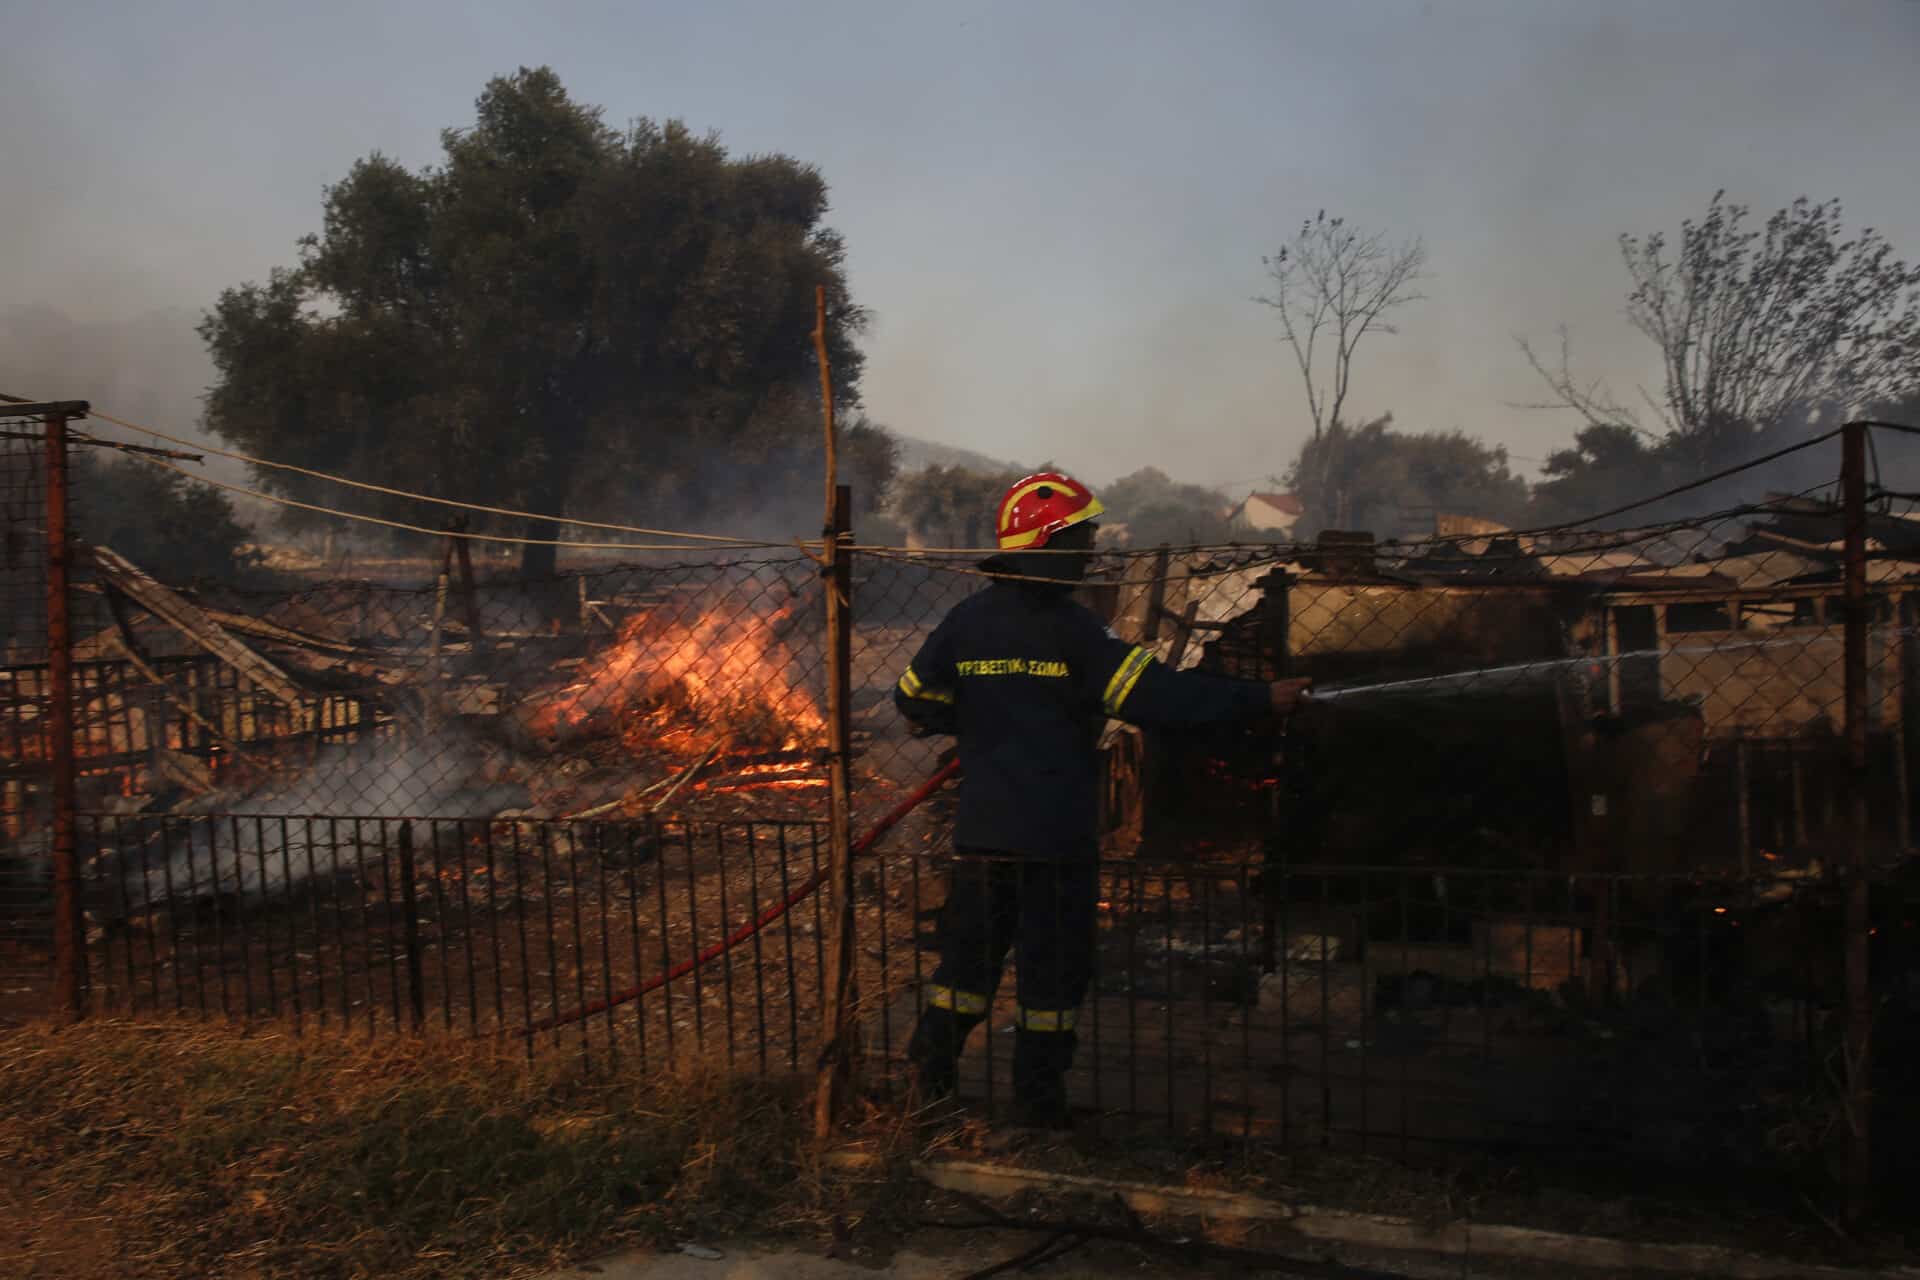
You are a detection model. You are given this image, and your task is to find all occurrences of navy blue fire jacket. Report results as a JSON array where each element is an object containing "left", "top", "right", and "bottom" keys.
[{"left": 894, "top": 578, "right": 1272, "bottom": 860}]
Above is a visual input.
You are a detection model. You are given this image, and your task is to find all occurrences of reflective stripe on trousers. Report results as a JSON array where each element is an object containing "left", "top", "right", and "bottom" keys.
[
  {"left": 1014, "top": 1006, "right": 1078, "bottom": 1032},
  {"left": 926, "top": 983, "right": 990, "bottom": 1016}
]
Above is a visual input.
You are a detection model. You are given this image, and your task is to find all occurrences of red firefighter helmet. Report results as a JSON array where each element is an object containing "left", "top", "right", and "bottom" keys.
[{"left": 995, "top": 472, "right": 1105, "bottom": 550}]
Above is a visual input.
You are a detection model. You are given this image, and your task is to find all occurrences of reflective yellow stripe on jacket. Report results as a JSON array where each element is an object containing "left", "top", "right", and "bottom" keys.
[
  {"left": 898, "top": 665, "right": 955, "bottom": 704},
  {"left": 1101, "top": 646, "right": 1155, "bottom": 717},
  {"left": 1015, "top": 1006, "right": 1078, "bottom": 1032}
]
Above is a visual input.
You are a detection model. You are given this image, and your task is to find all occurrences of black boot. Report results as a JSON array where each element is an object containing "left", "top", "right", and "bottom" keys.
[
  {"left": 1011, "top": 1028, "right": 1076, "bottom": 1130},
  {"left": 907, "top": 1006, "right": 979, "bottom": 1106}
]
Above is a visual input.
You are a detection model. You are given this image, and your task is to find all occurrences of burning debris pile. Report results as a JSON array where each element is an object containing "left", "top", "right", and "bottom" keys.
[
  {"left": 0, "top": 550, "right": 850, "bottom": 877},
  {"left": 519, "top": 601, "right": 830, "bottom": 802},
  {"left": 0, "top": 547, "right": 879, "bottom": 954}
]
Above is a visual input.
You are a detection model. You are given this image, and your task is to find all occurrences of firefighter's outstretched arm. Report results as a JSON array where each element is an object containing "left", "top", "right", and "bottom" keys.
[
  {"left": 894, "top": 618, "right": 961, "bottom": 735},
  {"left": 1086, "top": 625, "right": 1308, "bottom": 727}
]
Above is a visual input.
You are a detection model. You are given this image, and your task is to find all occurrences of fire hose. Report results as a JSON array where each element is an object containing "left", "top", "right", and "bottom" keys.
[{"left": 529, "top": 757, "right": 960, "bottom": 1034}]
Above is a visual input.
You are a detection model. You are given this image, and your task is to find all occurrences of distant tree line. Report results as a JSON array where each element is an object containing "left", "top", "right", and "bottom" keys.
[
  {"left": 1249, "top": 194, "right": 1920, "bottom": 540},
  {"left": 75, "top": 71, "right": 1920, "bottom": 583}
]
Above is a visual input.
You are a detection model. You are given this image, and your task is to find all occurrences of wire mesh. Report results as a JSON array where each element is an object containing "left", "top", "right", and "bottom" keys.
[
  {"left": 850, "top": 471, "right": 1916, "bottom": 872},
  {"left": 841, "top": 451, "right": 1913, "bottom": 1186},
  {"left": 860, "top": 852, "right": 1835, "bottom": 1178}
]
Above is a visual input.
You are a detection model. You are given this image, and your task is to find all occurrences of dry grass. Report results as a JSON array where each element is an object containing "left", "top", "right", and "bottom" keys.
[
  {"left": 6, "top": 1018, "right": 1897, "bottom": 1278},
  {"left": 0, "top": 1018, "right": 818, "bottom": 1279}
]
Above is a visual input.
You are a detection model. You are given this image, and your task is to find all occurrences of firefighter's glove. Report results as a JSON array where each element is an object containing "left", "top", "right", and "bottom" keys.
[{"left": 1268, "top": 678, "right": 1313, "bottom": 717}]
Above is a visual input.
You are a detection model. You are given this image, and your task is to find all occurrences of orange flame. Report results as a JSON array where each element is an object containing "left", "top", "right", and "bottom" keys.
[
  {"left": 536, "top": 605, "right": 825, "bottom": 757},
  {"left": 697, "top": 760, "right": 828, "bottom": 793}
]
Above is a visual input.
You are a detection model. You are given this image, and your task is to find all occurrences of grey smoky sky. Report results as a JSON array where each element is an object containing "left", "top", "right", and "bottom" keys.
[{"left": 3, "top": 0, "right": 1918, "bottom": 493}]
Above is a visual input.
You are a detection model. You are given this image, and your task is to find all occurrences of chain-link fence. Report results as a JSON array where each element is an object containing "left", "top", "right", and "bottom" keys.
[
  {"left": 838, "top": 469, "right": 1914, "bottom": 1196},
  {"left": 862, "top": 854, "right": 1871, "bottom": 1170},
  {"left": 855, "top": 489, "right": 1912, "bottom": 875},
  {"left": 4, "top": 416, "right": 1915, "bottom": 1209}
]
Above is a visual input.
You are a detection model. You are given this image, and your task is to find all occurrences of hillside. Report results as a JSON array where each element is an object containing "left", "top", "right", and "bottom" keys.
[{"left": 892, "top": 434, "right": 1026, "bottom": 476}]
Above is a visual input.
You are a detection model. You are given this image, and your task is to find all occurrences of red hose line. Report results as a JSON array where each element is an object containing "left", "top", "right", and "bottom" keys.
[{"left": 529, "top": 757, "right": 959, "bottom": 1034}]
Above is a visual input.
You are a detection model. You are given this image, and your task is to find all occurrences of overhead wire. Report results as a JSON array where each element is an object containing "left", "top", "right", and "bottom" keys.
[
  {"left": 124, "top": 450, "right": 799, "bottom": 553},
  {"left": 28, "top": 397, "right": 787, "bottom": 549},
  {"left": 5, "top": 426, "right": 204, "bottom": 462}
]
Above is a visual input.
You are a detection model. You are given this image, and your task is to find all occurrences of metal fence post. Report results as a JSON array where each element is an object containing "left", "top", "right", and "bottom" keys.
[
  {"left": 44, "top": 410, "right": 85, "bottom": 1019},
  {"left": 397, "top": 821, "right": 425, "bottom": 1031},
  {"left": 1840, "top": 420, "right": 1873, "bottom": 1223},
  {"left": 1256, "top": 568, "right": 1293, "bottom": 680}
]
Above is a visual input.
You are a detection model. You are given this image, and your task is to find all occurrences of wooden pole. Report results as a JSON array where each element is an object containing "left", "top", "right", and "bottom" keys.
[
  {"left": 815, "top": 285, "right": 838, "bottom": 529},
  {"left": 1143, "top": 545, "right": 1171, "bottom": 643},
  {"left": 451, "top": 518, "right": 486, "bottom": 654},
  {"left": 1840, "top": 420, "right": 1873, "bottom": 1225},
  {"left": 812, "top": 286, "right": 859, "bottom": 1140},
  {"left": 428, "top": 527, "right": 454, "bottom": 729}
]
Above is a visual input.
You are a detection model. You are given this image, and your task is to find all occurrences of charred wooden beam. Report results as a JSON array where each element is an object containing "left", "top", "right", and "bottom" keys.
[
  {"left": 651, "top": 744, "right": 722, "bottom": 812},
  {"left": 1142, "top": 544, "right": 1172, "bottom": 642},
  {"left": 197, "top": 606, "right": 372, "bottom": 659},
  {"left": 1164, "top": 599, "right": 1202, "bottom": 669},
  {"left": 72, "top": 581, "right": 376, "bottom": 660},
  {"left": 152, "top": 749, "right": 214, "bottom": 795},
  {"left": 91, "top": 545, "right": 312, "bottom": 728},
  {"left": 0, "top": 396, "right": 90, "bottom": 419},
  {"left": 102, "top": 588, "right": 245, "bottom": 753}
]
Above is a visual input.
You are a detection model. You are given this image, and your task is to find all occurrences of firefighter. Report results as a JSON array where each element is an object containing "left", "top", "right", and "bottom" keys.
[{"left": 895, "top": 471, "right": 1310, "bottom": 1128}]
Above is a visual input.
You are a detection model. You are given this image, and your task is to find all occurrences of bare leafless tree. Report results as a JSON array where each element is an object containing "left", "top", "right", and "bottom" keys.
[
  {"left": 1520, "top": 193, "right": 1920, "bottom": 462},
  {"left": 1256, "top": 211, "right": 1428, "bottom": 441}
]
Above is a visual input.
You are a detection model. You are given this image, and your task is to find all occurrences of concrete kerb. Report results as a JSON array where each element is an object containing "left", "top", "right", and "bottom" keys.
[{"left": 824, "top": 1152, "right": 1920, "bottom": 1280}]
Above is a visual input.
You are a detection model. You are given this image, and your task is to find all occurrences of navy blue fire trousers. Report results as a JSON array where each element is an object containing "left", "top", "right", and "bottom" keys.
[{"left": 908, "top": 855, "right": 1099, "bottom": 1110}]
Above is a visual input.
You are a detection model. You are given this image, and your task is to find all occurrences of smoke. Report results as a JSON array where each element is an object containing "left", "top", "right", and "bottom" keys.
[
  {"left": 0, "top": 303, "right": 254, "bottom": 492},
  {"left": 203, "top": 733, "right": 527, "bottom": 822},
  {"left": 572, "top": 414, "right": 905, "bottom": 549},
  {"left": 108, "top": 732, "right": 531, "bottom": 908}
]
